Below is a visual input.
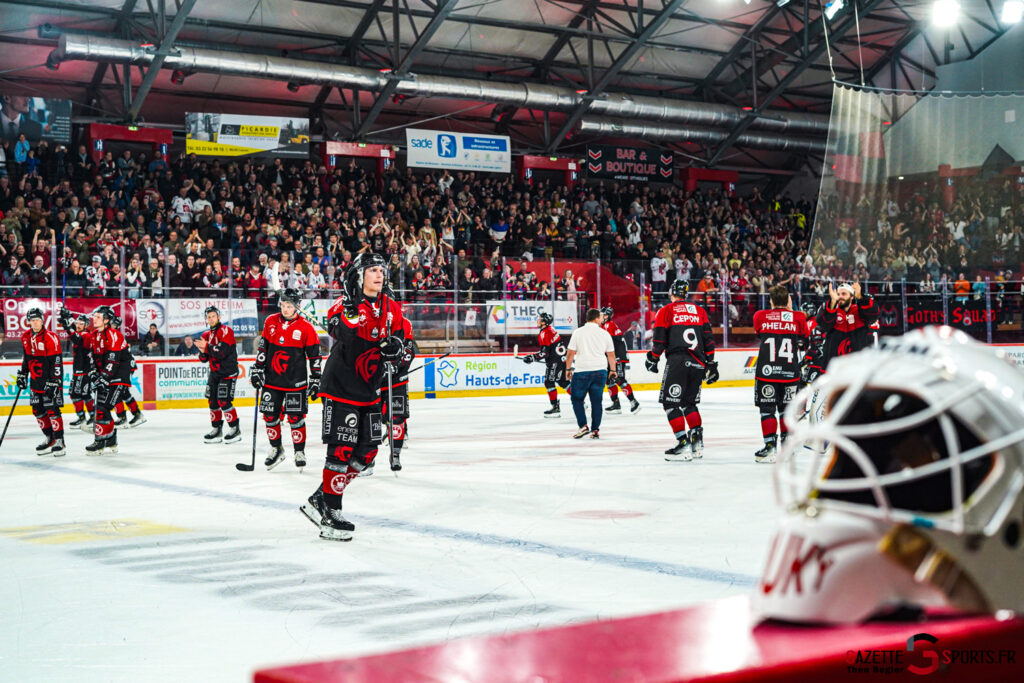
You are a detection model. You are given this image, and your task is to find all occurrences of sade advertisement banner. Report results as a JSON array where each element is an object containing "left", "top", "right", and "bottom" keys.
[
  {"left": 185, "top": 112, "right": 310, "bottom": 158},
  {"left": 406, "top": 128, "right": 511, "bottom": 173}
]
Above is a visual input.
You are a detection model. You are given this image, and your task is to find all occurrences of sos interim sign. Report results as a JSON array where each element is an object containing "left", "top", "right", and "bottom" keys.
[{"left": 585, "top": 145, "right": 673, "bottom": 182}]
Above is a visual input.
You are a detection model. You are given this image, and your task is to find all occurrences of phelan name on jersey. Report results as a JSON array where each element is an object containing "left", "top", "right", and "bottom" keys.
[{"left": 759, "top": 320, "right": 803, "bottom": 334}]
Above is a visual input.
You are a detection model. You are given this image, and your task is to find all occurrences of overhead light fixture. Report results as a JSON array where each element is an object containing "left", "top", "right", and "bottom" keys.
[
  {"left": 1002, "top": 0, "right": 1024, "bottom": 23},
  {"left": 743, "top": 0, "right": 752, "bottom": 4},
  {"left": 45, "top": 52, "right": 61, "bottom": 71},
  {"left": 170, "top": 69, "right": 188, "bottom": 85},
  {"left": 287, "top": 82, "right": 301, "bottom": 92},
  {"left": 932, "top": 0, "right": 960, "bottom": 26},
  {"left": 898, "top": 176, "right": 905, "bottom": 180},
  {"left": 824, "top": 0, "right": 844, "bottom": 21},
  {"left": 776, "top": 0, "right": 791, "bottom": 6}
]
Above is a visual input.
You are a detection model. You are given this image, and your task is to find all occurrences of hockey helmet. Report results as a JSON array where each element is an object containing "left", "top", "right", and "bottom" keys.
[
  {"left": 24, "top": 307, "right": 44, "bottom": 322},
  {"left": 110, "top": 313, "right": 122, "bottom": 329},
  {"left": 346, "top": 251, "right": 389, "bottom": 297},
  {"left": 205, "top": 305, "right": 221, "bottom": 325},
  {"left": 801, "top": 301, "right": 818, "bottom": 318},
  {"left": 669, "top": 279, "right": 689, "bottom": 298},
  {"left": 537, "top": 312, "right": 554, "bottom": 327},
  {"left": 91, "top": 305, "right": 115, "bottom": 322},
  {"left": 755, "top": 326, "right": 1024, "bottom": 624},
  {"left": 601, "top": 306, "right": 614, "bottom": 320}
]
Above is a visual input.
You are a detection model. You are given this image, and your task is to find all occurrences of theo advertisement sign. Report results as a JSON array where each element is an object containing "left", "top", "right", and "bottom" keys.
[
  {"left": 484, "top": 300, "right": 576, "bottom": 336},
  {"left": 185, "top": 112, "right": 310, "bottom": 158},
  {"left": 405, "top": 128, "right": 511, "bottom": 173},
  {"left": 585, "top": 145, "right": 673, "bottom": 182}
]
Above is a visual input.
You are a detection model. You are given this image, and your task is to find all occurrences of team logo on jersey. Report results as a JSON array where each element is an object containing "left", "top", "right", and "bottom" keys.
[
  {"left": 28, "top": 359, "right": 42, "bottom": 378},
  {"left": 271, "top": 351, "right": 290, "bottom": 375},
  {"left": 371, "top": 327, "right": 380, "bottom": 338},
  {"left": 345, "top": 414, "right": 358, "bottom": 428},
  {"left": 762, "top": 384, "right": 775, "bottom": 399},
  {"left": 838, "top": 338, "right": 853, "bottom": 356},
  {"left": 355, "top": 348, "right": 382, "bottom": 383},
  {"left": 668, "top": 384, "right": 682, "bottom": 398}
]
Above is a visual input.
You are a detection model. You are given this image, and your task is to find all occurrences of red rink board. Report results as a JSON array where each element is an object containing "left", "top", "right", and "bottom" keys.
[{"left": 254, "top": 596, "right": 1023, "bottom": 682}]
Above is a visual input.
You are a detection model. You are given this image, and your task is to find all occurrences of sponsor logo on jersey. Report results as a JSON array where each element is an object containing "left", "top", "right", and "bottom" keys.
[
  {"left": 345, "top": 414, "right": 358, "bottom": 428},
  {"left": 763, "top": 365, "right": 773, "bottom": 376},
  {"left": 277, "top": 337, "right": 285, "bottom": 343},
  {"left": 782, "top": 311, "right": 793, "bottom": 322},
  {"left": 762, "top": 384, "right": 775, "bottom": 398},
  {"left": 668, "top": 384, "right": 682, "bottom": 398},
  {"left": 292, "top": 330, "right": 301, "bottom": 340},
  {"left": 784, "top": 385, "right": 796, "bottom": 402},
  {"left": 329, "top": 473, "right": 348, "bottom": 494}
]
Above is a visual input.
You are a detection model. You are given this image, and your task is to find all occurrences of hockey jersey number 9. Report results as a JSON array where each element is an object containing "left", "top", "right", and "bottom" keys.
[{"left": 651, "top": 301, "right": 715, "bottom": 366}]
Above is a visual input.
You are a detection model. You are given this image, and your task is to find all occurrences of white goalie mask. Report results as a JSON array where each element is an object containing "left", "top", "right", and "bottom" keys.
[{"left": 754, "top": 326, "right": 1024, "bottom": 624}]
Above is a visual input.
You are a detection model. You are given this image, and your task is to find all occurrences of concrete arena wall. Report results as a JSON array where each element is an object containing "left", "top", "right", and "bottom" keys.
[{"left": 4, "top": 344, "right": 1024, "bottom": 415}]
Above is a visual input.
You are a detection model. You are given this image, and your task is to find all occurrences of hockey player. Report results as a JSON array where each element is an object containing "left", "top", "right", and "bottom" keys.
[
  {"left": 800, "top": 301, "right": 825, "bottom": 384},
  {"left": 108, "top": 313, "right": 146, "bottom": 429},
  {"left": 197, "top": 306, "right": 242, "bottom": 444},
  {"left": 249, "top": 288, "right": 321, "bottom": 470},
  {"left": 376, "top": 314, "right": 416, "bottom": 475},
  {"left": 520, "top": 312, "right": 569, "bottom": 417},
  {"left": 751, "top": 286, "right": 809, "bottom": 463},
  {"left": 58, "top": 308, "right": 95, "bottom": 431},
  {"left": 86, "top": 305, "right": 131, "bottom": 454},
  {"left": 600, "top": 306, "right": 640, "bottom": 415},
  {"left": 645, "top": 279, "right": 718, "bottom": 461},
  {"left": 302, "top": 251, "right": 409, "bottom": 541},
  {"left": 817, "top": 282, "right": 878, "bottom": 366},
  {"left": 18, "top": 308, "right": 66, "bottom": 456}
]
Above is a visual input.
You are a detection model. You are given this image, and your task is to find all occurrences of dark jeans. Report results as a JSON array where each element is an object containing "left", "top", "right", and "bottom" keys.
[{"left": 570, "top": 369, "right": 608, "bottom": 430}]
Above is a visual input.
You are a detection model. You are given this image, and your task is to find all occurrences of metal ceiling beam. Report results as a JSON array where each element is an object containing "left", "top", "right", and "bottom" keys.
[
  {"left": 697, "top": 4, "right": 782, "bottom": 99},
  {"left": 706, "top": 0, "right": 887, "bottom": 166},
  {"left": 863, "top": 25, "right": 920, "bottom": 84},
  {"left": 546, "top": 0, "right": 690, "bottom": 153},
  {"left": 355, "top": 0, "right": 458, "bottom": 138},
  {"left": 84, "top": 0, "right": 138, "bottom": 116},
  {"left": 126, "top": 0, "right": 197, "bottom": 121}
]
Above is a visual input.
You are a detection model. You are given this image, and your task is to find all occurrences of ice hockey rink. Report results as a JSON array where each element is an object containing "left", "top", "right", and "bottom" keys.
[{"left": 0, "top": 386, "right": 776, "bottom": 682}]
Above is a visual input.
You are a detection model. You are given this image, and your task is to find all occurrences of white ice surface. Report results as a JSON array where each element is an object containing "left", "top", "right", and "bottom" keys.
[{"left": 0, "top": 387, "right": 777, "bottom": 682}]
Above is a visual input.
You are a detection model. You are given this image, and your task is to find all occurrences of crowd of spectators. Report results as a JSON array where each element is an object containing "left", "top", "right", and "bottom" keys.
[{"left": 1, "top": 135, "right": 821, "bottom": 317}]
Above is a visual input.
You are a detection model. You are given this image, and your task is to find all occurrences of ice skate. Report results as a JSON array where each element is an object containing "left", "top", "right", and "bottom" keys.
[
  {"left": 36, "top": 437, "right": 56, "bottom": 456},
  {"left": 754, "top": 442, "right": 777, "bottom": 464},
  {"left": 390, "top": 450, "right": 402, "bottom": 472},
  {"left": 69, "top": 413, "right": 88, "bottom": 428},
  {"left": 319, "top": 508, "right": 354, "bottom": 541},
  {"left": 665, "top": 433, "right": 692, "bottom": 461},
  {"left": 49, "top": 438, "right": 66, "bottom": 457},
  {"left": 203, "top": 426, "right": 223, "bottom": 444},
  {"left": 79, "top": 415, "right": 94, "bottom": 433},
  {"left": 629, "top": 398, "right": 641, "bottom": 414},
  {"left": 104, "top": 434, "right": 118, "bottom": 455},
  {"left": 689, "top": 426, "right": 704, "bottom": 459},
  {"left": 358, "top": 463, "right": 375, "bottom": 477},
  {"left": 544, "top": 400, "right": 561, "bottom": 418},
  {"left": 294, "top": 449, "right": 306, "bottom": 469},
  {"left": 85, "top": 438, "right": 106, "bottom": 455},
  {"left": 113, "top": 414, "right": 127, "bottom": 428},
  {"left": 126, "top": 412, "right": 146, "bottom": 429},
  {"left": 605, "top": 400, "right": 621, "bottom": 414},
  {"left": 264, "top": 445, "right": 286, "bottom": 470},
  {"left": 300, "top": 489, "right": 334, "bottom": 528},
  {"left": 222, "top": 424, "right": 242, "bottom": 444}
]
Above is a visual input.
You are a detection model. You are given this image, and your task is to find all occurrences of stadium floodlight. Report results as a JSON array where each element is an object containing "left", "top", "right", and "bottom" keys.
[
  {"left": 824, "top": 0, "right": 844, "bottom": 21},
  {"left": 1002, "top": 0, "right": 1024, "bottom": 23},
  {"left": 776, "top": 0, "right": 791, "bottom": 6},
  {"left": 932, "top": 0, "right": 960, "bottom": 26}
]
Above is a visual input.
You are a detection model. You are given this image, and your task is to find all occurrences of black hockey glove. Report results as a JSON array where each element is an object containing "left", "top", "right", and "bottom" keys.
[
  {"left": 249, "top": 365, "right": 265, "bottom": 389},
  {"left": 88, "top": 367, "right": 98, "bottom": 385},
  {"left": 379, "top": 335, "right": 404, "bottom": 361},
  {"left": 522, "top": 355, "right": 534, "bottom": 364},
  {"left": 801, "top": 364, "right": 820, "bottom": 384},
  {"left": 704, "top": 360, "right": 720, "bottom": 385},
  {"left": 644, "top": 352, "right": 659, "bottom": 374},
  {"left": 58, "top": 307, "right": 74, "bottom": 331},
  {"left": 95, "top": 373, "right": 110, "bottom": 391},
  {"left": 15, "top": 370, "right": 28, "bottom": 390},
  {"left": 307, "top": 376, "right": 320, "bottom": 400}
]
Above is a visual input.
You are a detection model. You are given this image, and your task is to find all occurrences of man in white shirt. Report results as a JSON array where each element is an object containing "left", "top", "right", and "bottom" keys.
[
  {"left": 564, "top": 309, "right": 617, "bottom": 439},
  {"left": 171, "top": 187, "right": 193, "bottom": 225},
  {"left": 650, "top": 248, "right": 668, "bottom": 301}
]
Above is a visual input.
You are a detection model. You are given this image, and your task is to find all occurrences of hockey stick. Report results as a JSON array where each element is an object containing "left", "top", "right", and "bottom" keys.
[
  {"left": 0, "top": 387, "right": 22, "bottom": 449},
  {"left": 398, "top": 351, "right": 452, "bottom": 380},
  {"left": 381, "top": 290, "right": 397, "bottom": 477},
  {"left": 235, "top": 391, "right": 259, "bottom": 472}
]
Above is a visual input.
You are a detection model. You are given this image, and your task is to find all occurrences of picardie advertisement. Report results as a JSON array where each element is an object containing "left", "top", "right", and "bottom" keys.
[{"left": 185, "top": 112, "right": 310, "bottom": 158}]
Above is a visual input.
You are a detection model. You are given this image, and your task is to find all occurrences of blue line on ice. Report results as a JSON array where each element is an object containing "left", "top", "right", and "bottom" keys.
[{"left": 6, "top": 460, "right": 757, "bottom": 587}]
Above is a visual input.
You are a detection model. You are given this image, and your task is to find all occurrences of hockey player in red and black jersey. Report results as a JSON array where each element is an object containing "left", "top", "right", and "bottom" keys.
[
  {"left": 600, "top": 306, "right": 640, "bottom": 415},
  {"left": 58, "top": 307, "right": 94, "bottom": 431},
  {"left": 197, "top": 306, "right": 241, "bottom": 445},
  {"left": 86, "top": 305, "right": 132, "bottom": 454},
  {"left": 108, "top": 313, "right": 145, "bottom": 429},
  {"left": 300, "top": 251, "right": 410, "bottom": 541},
  {"left": 751, "top": 286, "right": 810, "bottom": 463},
  {"left": 646, "top": 279, "right": 718, "bottom": 461},
  {"left": 520, "top": 312, "right": 569, "bottom": 417},
  {"left": 817, "top": 281, "right": 878, "bottom": 366},
  {"left": 18, "top": 308, "right": 66, "bottom": 456},
  {"left": 249, "top": 289, "right": 321, "bottom": 470}
]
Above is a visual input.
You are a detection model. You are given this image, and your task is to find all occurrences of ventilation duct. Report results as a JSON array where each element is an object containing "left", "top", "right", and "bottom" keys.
[
  {"left": 52, "top": 34, "right": 829, "bottom": 141},
  {"left": 579, "top": 118, "right": 828, "bottom": 154}
]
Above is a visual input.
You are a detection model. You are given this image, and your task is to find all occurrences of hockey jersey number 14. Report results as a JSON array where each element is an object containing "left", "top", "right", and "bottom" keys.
[{"left": 752, "top": 308, "right": 809, "bottom": 382}]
